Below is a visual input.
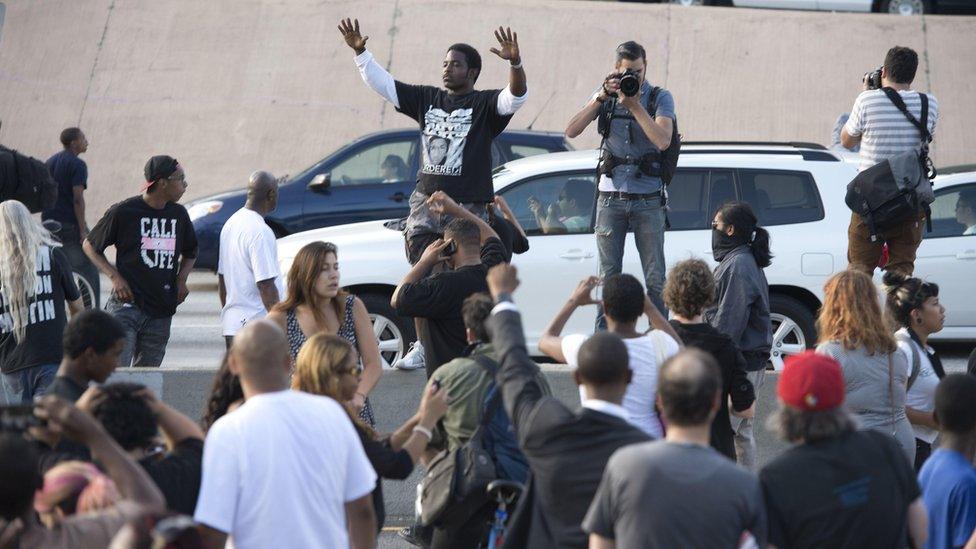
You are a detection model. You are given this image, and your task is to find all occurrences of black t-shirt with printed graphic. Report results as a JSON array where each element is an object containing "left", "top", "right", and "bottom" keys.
[
  {"left": 0, "top": 246, "right": 81, "bottom": 374},
  {"left": 394, "top": 82, "right": 513, "bottom": 204},
  {"left": 87, "top": 196, "right": 198, "bottom": 318}
]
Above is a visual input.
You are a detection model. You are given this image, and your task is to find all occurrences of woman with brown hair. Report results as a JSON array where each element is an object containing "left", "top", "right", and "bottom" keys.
[
  {"left": 267, "top": 241, "right": 382, "bottom": 426},
  {"left": 293, "top": 334, "right": 448, "bottom": 532},
  {"left": 815, "top": 269, "right": 915, "bottom": 463}
]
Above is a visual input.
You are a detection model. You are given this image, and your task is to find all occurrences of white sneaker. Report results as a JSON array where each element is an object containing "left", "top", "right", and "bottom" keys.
[{"left": 394, "top": 341, "right": 426, "bottom": 371}]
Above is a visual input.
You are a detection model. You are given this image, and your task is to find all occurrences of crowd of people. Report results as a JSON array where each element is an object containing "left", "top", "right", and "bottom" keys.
[{"left": 0, "top": 15, "right": 974, "bottom": 549}]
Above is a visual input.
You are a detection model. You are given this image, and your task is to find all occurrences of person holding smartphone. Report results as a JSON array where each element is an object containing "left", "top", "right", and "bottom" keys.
[{"left": 391, "top": 192, "right": 505, "bottom": 378}]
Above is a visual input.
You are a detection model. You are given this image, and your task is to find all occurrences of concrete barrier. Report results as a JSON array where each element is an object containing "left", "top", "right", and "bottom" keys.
[
  {"left": 110, "top": 364, "right": 787, "bottom": 525},
  {"left": 1, "top": 0, "right": 973, "bottom": 224}
]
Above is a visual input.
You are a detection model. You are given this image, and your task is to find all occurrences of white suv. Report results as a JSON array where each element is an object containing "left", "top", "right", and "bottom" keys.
[{"left": 277, "top": 143, "right": 976, "bottom": 369}]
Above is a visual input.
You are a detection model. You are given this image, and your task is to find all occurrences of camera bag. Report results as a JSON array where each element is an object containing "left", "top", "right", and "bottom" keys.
[
  {"left": 419, "top": 355, "right": 503, "bottom": 527},
  {"left": 844, "top": 88, "right": 935, "bottom": 242},
  {"left": 0, "top": 144, "right": 58, "bottom": 213}
]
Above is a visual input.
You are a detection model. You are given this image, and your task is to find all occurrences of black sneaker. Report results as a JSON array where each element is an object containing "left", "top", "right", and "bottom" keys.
[{"left": 397, "top": 524, "right": 431, "bottom": 547}]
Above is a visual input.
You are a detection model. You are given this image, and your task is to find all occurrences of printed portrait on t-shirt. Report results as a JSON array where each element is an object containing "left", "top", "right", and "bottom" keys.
[
  {"left": 140, "top": 217, "right": 179, "bottom": 271},
  {"left": 421, "top": 106, "right": 472, "bottom": 176}
]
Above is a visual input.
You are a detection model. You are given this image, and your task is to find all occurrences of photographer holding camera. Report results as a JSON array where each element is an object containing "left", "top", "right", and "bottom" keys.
[
  {"left": 841, "top": 46, "right": 939, "bottom": 276},
  {"left": 566, "top": 41, "right": 676, "bottom": 315}
]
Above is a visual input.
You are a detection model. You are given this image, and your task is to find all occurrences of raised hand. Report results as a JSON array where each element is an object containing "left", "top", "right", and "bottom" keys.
[
  {"left": 426, "top": 190, "right": 461, "bottom": 216},
  {"left": 569, "top": 276, "right": 602, "bottom": 307},
  {"left": 338, "top": 18, "right": 369, "bottom": 54},
  {"left": 487, "top": 263, "right": 520, "bottom": 298},
  {"left": 489, "top": 26, "right": 520, "bottom": 64}
]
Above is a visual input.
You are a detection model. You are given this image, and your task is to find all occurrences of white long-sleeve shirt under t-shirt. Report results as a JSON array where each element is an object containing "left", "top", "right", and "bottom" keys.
[
  {"left": 354, "top": 49, "right": 527, "bottom": 115},
  {"left": 352, "top": 49, "right": 527, "bottom": 204}
]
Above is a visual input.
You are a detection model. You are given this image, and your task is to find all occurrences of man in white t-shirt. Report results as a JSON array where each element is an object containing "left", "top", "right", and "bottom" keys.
[
  {"left": 218, "top": 171, "right": 283, "bottom": 348},
  {"left": 841, "top": 46, "right": 939, "bottom": 276},
  {"left": 538, "top": 273, "right": 681, "bottom": 437},
  {"left": 194, "top": 320, "right": 377, "bottom": 549}
]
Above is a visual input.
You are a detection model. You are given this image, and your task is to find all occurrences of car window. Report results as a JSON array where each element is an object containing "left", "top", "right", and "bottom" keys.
[
  {"left": 509, "top": 144, "right": 552, "bottom": 159},
  {"left": 499, "top": 172, "right": 597, "bottom": 236},
  {"left": 707, "top": 170, "right": 737, "bottom": 222},
  {"left": 926, "top": 183, "right": 976, "bottom": 239},
  {"left": 737, "top": 169, "right": 824, "bottom": 226},
  {"left": 330, "top": 139, "right": 415, "bottom": 186},
  {"left": 666, "top": 169, "right": 709, "bottom": 230},
  {"left": 491, "top": 143, "right": 504, "bottom": 169}
]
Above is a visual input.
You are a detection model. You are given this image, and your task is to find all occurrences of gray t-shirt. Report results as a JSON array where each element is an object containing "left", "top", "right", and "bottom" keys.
[
  {"left": 816, "top": 341, "right": 915, "bottom": 463},
  {"left": 583, "top": 440, "right": 766, "bottom": 548}
]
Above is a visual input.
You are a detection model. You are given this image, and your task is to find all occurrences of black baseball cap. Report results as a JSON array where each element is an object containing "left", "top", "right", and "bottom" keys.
[{"left": 143, "top": 155, "right": 179, "bottom": 191}]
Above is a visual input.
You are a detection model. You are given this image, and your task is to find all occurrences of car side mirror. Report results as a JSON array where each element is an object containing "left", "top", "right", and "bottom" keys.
[{"left": 308, "top": 173, "right": 331, "bottom": 192}]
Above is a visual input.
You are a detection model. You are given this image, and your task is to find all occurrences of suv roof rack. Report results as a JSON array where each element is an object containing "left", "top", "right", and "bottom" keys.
[{"left": 683, "top": 141, "right": 828, "bottom": 151}]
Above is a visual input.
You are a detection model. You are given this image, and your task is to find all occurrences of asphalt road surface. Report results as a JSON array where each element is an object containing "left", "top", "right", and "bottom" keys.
[{"left": 105, "top": 273, "right": 974, "bottom": 547}]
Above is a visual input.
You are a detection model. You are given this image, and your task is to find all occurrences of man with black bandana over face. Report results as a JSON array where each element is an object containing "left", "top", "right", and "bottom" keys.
[{"left": 704, "top": 201, "right": 772, "bottom": 471}]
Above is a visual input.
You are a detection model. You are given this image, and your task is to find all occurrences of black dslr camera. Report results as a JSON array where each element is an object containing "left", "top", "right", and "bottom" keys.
[
  {"left": 863, "top": 66, "right": 883, "bottom": 90},
  {"left": 618, "top": 69, "right": 641, "bottom": 97}
]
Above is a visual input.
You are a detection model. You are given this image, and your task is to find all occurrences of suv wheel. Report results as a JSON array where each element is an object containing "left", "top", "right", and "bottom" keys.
[
  {"left": 74, "top": 270, "right": 99, "bottom": 309},
  {"left": 769, "top": 294, "right": 816, "bottom": 371},
  {"left": 881, "top": 0, "right": 931, "bottom": 15},
  {"left": 358, "top": 292, "right": 416, "bottom": 370}
]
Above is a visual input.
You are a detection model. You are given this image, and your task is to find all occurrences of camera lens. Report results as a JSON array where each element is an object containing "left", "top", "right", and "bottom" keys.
[{"left": 619, "top": 74, "right": 639, "bottom": 97}]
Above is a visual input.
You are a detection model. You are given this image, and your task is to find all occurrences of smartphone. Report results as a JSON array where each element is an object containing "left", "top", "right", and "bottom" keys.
[
  {"left": 444, "top": 240, "right": 458, "bottom": 256},
  {"left": 592, "top": 279, "right": 604, "bottom": 302},
  {"left": 0, "top": 405, "right": 41, "bottom": 433}
]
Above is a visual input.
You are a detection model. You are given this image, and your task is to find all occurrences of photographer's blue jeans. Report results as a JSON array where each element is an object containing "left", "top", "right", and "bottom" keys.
[
  {"left": 0, "top": 363, "right": 59, "bottom": 404},
  {"left": 594, "top": 195, "right": 667, "bottom": 320}
]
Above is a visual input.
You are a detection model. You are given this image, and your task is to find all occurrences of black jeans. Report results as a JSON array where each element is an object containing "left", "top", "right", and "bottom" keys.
[{"left": 55, "top": 222, "right": 100, "bottom": 308}]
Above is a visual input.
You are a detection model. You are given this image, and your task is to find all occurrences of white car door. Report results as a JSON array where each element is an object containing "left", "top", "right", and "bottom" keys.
[
  {"left": 816, "top": 0, "right": 872, "bottom": 11},
  {"left": 914, "top": 182, "right": 976, "bottom": 335},
  {"left": 734, "top": 0, "right": 818, "bottom": 9},
  {"left": 498, "top": 171, "right": 601, "bottom": 349}
]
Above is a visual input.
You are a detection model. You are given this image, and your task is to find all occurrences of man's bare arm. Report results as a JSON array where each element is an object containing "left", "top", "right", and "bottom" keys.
[
  {"left": 345, "top": 494, "right": 377, "bottom": 549},
  {"left": 840, "top": 126, "right": 861, "bottom": 149},
  {"left": 72, "top": 186, "right": 88, "bottom": 240},
  {"left": 217, "top": 274, "right": 227, "bottom": 308},
  {"left": 490, "top": 27, "right": 526, "bottom": 97},
  {"left": 256, "top": 278, "right": 280, "bottom": 311},
  {"left": 624, "top": 93, "right": 673, "bottom": 150}
]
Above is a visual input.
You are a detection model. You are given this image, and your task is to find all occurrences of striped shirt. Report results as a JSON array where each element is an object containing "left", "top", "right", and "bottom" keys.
[{"left": 845, "top": 89, "right": 938, "bottom": 172}]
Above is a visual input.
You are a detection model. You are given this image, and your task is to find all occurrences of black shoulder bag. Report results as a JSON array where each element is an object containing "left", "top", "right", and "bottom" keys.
[{"left": 419, "top": 355, "right": 501, "bottom": 527}]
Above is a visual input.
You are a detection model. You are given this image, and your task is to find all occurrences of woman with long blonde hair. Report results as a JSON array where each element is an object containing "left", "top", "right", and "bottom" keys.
[
  {"left": 815, "top": 269, "right": 915, "bottom": 462},
  {"left": 0, "top": 200, "right": 84, "bottom": 403},
  {"left": 293, "top": 333, "right": 448, "bottom": 532},
  {"left": 267, "top": 241, "right": 382, "bottom": 426}
]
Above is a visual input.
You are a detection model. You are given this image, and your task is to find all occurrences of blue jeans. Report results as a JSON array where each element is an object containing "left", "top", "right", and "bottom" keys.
[
  {"left": 0, "top": 363, "right": 59, "bottom": 404},
  {"left": 106, "top": 297, "right": 172, "bottom": 368},
  {"left": 594, "top": 194, "right": 667, "bottom": 314}
]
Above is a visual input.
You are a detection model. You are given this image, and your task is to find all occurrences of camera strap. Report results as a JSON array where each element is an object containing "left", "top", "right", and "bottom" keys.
[{"left": 881, "top": 87, "right": 937, "bottom": 183}]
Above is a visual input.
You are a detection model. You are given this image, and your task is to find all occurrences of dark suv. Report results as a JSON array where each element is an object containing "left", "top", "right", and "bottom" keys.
[{"left": 186, "top": 128, "right": 572, "bottom": 270}]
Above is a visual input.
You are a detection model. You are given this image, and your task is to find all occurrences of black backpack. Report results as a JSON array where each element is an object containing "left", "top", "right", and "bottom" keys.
[
  {"left": 0, "top": 144, "right": 58, "bottom": 213},
  {"left": 844, "top": 88, "right": 936, "bottom": 242},
  {"left": 597, "top": 86, "right": 682, "bottom": 185}
]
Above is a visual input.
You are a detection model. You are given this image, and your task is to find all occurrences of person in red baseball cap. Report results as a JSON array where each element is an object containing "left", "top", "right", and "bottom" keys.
[
  {"left": 82, "top": 155, "right": 197, "bottom": 368},
  {"left": 758, "top": 351, "right": 928, "bottom": 549}
]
